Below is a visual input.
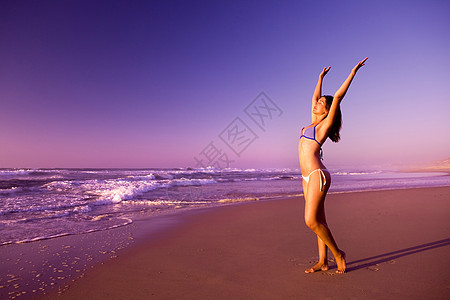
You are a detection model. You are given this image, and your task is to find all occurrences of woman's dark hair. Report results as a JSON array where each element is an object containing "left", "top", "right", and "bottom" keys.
[{"left": 323, "top": 95, "right": 342, "bottom": 143}]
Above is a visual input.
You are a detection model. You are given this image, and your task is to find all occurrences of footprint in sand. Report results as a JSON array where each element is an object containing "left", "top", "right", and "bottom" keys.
[
  {"left": 367, "top": 265, "right": 380, "bottom": 271},
  {"left": 291, "top": 257, "right": 318, "bottom": 266}
]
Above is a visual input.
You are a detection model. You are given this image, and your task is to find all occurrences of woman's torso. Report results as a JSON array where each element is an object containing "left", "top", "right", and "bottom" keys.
[{"left": 298, "top": 123, "right": 327, "bottom": 175}]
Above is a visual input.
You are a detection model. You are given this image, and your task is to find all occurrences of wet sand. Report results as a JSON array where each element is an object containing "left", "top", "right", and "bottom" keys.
[{"left": 2, "top": 187, "right": 449, "bottom": 299}]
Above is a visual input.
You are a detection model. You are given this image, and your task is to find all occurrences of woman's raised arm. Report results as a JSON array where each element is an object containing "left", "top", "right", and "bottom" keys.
[
  {"left": 313, "top": 66, "right": 330, "bottom": 102},
  {"left": 324, "top": 57, "right": 368, "bottom": 126},
  {"left": 311, "top": 66, "right": 330, "bottom": 120},
  {"left": 333, "top": 57, "right": 368, "bottom": 101}
]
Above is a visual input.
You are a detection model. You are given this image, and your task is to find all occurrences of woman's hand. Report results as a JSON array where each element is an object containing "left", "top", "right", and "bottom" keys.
[
  {"left": 320, "top": 66, "right": 331, "bottom": 78},
  {"left": 333, "top": 57, "right": 368, "bottom": 102},
  {"left": 352, "top": 57, "right": 368, "bottom": 74}
]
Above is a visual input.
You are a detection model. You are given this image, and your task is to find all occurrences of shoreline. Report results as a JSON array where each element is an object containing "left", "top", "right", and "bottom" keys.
[
  {"left": 1, "top": 168, "right": 449, "bottom": 248},
  {"left": 400, "top": 168, "right": 450, "bottom": 173},
  {"left": 1, "top": 186, "right": 449, "bottom": 299}
]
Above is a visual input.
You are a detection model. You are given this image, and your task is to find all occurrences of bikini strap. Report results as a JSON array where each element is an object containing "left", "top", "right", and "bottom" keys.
[{"left": 319, "top": 169, "right": 327, "bottom": 191}]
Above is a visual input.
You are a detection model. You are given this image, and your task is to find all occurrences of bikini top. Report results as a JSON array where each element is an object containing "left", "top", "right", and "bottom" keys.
[
  {"left": 300, "top": 124, "right": 322, "bottom": 146},
  {"left": 300, "top": 124, "right": 323, "bottom": 159}
]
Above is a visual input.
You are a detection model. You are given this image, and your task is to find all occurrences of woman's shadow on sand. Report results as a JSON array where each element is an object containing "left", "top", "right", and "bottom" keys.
[{"left": 336, "top": 238, "right": 450, "bottom": 273}]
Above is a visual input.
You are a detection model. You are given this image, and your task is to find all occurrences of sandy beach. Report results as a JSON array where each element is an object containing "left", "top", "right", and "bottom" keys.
[{"left": 2, "top": 187, "right": 449, "bottom": 299}]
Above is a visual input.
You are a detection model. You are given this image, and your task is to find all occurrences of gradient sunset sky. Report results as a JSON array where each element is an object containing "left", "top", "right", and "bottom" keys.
[{"left": 1, "top": 0, "right": 449, "bottom": 169}]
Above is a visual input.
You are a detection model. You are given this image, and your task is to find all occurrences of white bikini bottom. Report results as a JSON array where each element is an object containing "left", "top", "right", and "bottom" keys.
[{"left": 302, "top": 168, "right": 328, "bottom": 191}]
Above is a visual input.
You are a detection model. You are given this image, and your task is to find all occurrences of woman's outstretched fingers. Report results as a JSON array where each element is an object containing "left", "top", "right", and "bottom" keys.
[
  {"left": 321, "top": 66, "right": 331, "bottom": 77},
  {"left": 353, "top": 57, "right": 368, "bottom": 73}
]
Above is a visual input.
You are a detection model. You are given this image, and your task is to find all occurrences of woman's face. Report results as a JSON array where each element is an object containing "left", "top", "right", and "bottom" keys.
[{"left": 313, "top": 97, "right": 327, "bottom": 115}]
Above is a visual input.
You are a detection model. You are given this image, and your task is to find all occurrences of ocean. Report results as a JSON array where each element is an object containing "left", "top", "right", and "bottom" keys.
[{"left": 0, "top": 167, "right": 448, "bottom": 246}]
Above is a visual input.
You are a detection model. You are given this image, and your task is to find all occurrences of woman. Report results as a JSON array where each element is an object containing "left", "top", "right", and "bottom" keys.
[{"left": 299, "top": 57, "right": 367, "bottom": 274}]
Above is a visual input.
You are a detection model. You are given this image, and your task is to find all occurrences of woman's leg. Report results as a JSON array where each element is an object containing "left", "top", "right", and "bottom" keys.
[
  {"left": 304, "top": 189, "right": 329, "bottom": 273},
  {"left": 317, "top": 194, "right": 329, "bottom": 267},
  {"left": 303, "top": 176, "right": 328, "bottom": 273},
  {"left": 304, "top": 172, "right": 346, "bottom": 273},
  {"left": 313, "top": 200, "right": 329, "bottom": 271}
]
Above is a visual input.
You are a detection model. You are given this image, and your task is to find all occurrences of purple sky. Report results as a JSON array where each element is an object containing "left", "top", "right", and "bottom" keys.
[{"left": 1, "top": 0, "right": 449, "bottom": 169}]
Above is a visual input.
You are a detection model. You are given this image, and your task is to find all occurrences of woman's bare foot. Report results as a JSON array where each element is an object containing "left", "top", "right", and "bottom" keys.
[
  {"left": 335, "top": 250, "right": 346, "bottom": 274},
  {"left": 304, "top": 262, "right": 329, "bottom": 273}
]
